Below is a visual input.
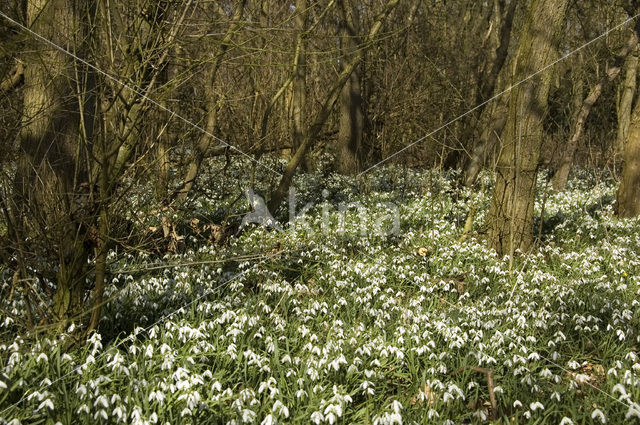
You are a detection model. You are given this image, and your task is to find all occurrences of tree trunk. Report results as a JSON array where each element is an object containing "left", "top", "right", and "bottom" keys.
[
  {"left": 154, "top": 60, "right": 177, "bottom": 203},
  {"left": 175, "top": 0, "right": 246, "bottom": 200},
  {"left": 463, "top": 0, "right": 518, "bottom": 186},
  {"left": 336, "top": 0, "right": 364, "bottom": 175},
  {"left": 252, "top": 1, "right": 345, "bottom": 183},
  {"left": 477, "top": 0, "right": 518, "bottom": 105},
  {"left": 176, "top": 87, "right": 220, "bottom": 199},
  {"left": 15, "top": 0, "right": 95, "bottom": 325},
  {"left": 291, "top": 0, "right": 313, "bottom": 172},
  {"left": 617, "top": 48, "right": 639, "bottom": 157},
  {"left": 617, "top": 92, "right": 640, "bottom": 217},
  {"left": 552, "top": 19, "right": 640, "bottom": 191},
  {"left": 487, "top": 0, "right": 569, "bottom": 256},
  {"left": 464, "top": 99, "right": 508, "bottom": 187},
  {"left": 87, "top": 160, "right": 109, "bottom": 334},
  {"left": 155, "top": 137, "right": 171, "bottom": 201},
  {"left": 107, "top": 2, "right": 193, "bottom": 186},
  {"left": 268, "top": 0, "right": 400, "bottom": 211}
]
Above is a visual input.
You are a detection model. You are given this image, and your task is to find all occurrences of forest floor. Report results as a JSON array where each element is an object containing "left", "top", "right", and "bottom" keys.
[{"left": 1, "top": 162, "right": 640, "bottom": 424}]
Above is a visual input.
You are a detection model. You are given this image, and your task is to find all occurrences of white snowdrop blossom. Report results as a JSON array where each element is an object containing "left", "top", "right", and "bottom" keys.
[
  {"left": 272, "top": 400, "right": 289, "bottom": 418},
  {"left": 36, "top": 399, "right": 54, "bottom": 412},
  {"left": 626, "top": 403, "right": 640, "bottom": 419},
  {"left": 591, "top": 408, "right": 606, "bottom": 423},
  {"left": 310, "top": 411, "right": 324, "bottom": 424},
  {"left": 529, "top": 401, "right": 544, "bottom": 411},
  {"left": 261, "top": 414, "right": 277, "bottom": 425},
  {"left": 1, "top": 168, "right": 639, "bottom": 425}
]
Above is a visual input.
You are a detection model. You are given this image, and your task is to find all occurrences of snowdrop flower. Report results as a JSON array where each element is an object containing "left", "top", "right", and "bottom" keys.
[
  {"left": 567, "top": 360, "right": 580, "bottom": 369},
  {"left": 324, "top": 404, "right": 342, "bottom": 424},
  {"left": 361, "top": 380, "right": 375, "bottom": 396},
  {"left": 575, "top": 373, "right": 592, "bottom": 384},
  {"left": 93, "top": 410, "right": 108, "bottom": 421},
  {"left": 113, "top": 406, "right": 125, "bottom": 422},
  {"left": 94, "top": 395, "right": 109, "bottom": 409},
  {"left": 529, "top": 401, "right": 544, "bottom": 411},
  {"left": 612, "top": 383, "right": 628, "bottom": 398},
  {"left": 473, "top": 410, "right": 487, "bottom": 421},
  {"left": 261, "top": 414, "right": 276, "bottom": 425},
  {"left": 272, "top": 400, "right": 289, "bottom": 418},
  {"left": 447, "top": 383, "right": 464, "bottom": 400},
  {"left": 310, "top": 411, "right": 324, "bottom": 424},
  {"left": 591, "top": 408, "right": 606, "bottom": 423},
  {"left": 242, "top": 409, "right": 257, "bottom": 423},
  {"left": 626, "top": 403, "right": 640, "bottom": 419},
  {"left": 372, "top": 412, "right": 402, "bottom": 425},
  {"left": 36, "top": 398, "right": 54, "bottom": 412},
  {"left": 559, "top": 418, "right": 574, "bottom": 425}
]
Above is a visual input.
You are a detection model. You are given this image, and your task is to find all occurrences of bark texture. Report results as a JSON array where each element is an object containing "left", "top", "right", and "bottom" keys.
[
  {"left": 15, "top": 0, "right": 94, "bottom": 324},
  {"left": 291, "top": 0, "right": 313, "bottom": 172},
  {"left": 336, "top": 0, "right": 364, "bottom": 175},
  {"left": 463, "top": 0, "right": 518, "bottom": 187},
  {"left": 487, "top": 0, "right": 569, "bottom": 256},
  {"left": 617, "top": 48, "right": 639, "bottom": 156},
  {"left": 617, "top": 90, "right": 640, "bottom": 218}
]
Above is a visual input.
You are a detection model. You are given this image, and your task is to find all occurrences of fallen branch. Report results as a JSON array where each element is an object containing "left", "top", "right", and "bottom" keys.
[{"left": 452, "top": 366, "right": 498, "bottom": 420}]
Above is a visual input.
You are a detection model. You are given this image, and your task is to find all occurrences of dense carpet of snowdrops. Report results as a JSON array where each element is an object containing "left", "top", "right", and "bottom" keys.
[{"left": 1, "top": 162, "right": 640, "bottom": 424}]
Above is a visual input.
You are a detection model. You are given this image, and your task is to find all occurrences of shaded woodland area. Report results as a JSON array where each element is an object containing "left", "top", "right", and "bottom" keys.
[
  {"left": 1, "top": 0, "right": 640, "bottom": 335},
  {"left": 6, "top": 2, "right": 640, "bottom": 424}
]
